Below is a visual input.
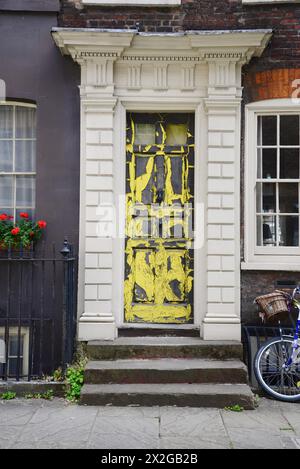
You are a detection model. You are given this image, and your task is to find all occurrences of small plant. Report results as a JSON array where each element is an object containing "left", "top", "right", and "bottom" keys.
[
  {"left": 65, "top": 364, "right": 85, "bottom": 402},
  {"left": 64, "top": 346, "right": 88, "bottom": 402},
  {"left": 24, "top": 390, "right": 54, "bottom": 400},
  {"left": 42, "top": 390, "right": 54, "bottom": 400},
  {"left": 1, "top": 391, "right": 16, "bottom": 400},
  {"left": 0, "top": 212, "right": 47, "bottom": 249},
  {"left": 42, "top": 367, "right": 64, "bottom": 383},
  {"left": 52, "top": 367, "right": 64, "bottom": 382},
  {"left": 224, "top": 404, "right": 244, "bottom": 412},
  {"left": 253, "top": 394, "right": 260, "bottom": 408}
]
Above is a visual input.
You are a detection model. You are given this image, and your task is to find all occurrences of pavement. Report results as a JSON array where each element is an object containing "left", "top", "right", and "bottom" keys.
[{"left": 0, "top": 397, "right": 300, "bottom": 449}]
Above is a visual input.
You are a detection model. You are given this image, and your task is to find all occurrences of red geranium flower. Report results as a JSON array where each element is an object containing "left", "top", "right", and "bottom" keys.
[
  {"left": 37, "top": 220, "right": 47, "bottom": 229},
  {"left": 20, "top": 212, "right": 29, "bottom": 219},
  {"left": 11, "top": 227, "right": 20, "bottom": 235},
  {"left": 0, "top": 214, "right": 8, "bottom": 221},
  {"left": 29, "top": 231, "right": 35, "bottom": 237}
]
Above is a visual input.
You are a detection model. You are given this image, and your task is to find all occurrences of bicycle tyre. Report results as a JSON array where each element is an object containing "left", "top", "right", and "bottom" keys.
[{"left": 254, "top": 336, "right": 300, "bottom": 402}]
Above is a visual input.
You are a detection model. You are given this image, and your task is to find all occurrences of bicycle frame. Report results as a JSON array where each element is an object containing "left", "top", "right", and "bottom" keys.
[{"left": 282, "top": 287, "right": 300, "bottom": 368}]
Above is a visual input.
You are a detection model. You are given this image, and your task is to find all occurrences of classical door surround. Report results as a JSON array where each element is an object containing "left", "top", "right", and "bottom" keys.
[{"left": 53, "top": 28, "right": 272, "bottom": 341}]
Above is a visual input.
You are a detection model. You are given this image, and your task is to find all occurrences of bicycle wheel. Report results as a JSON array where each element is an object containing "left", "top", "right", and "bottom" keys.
[{"left": 254, "top": 336, "right": 300, "bottom": 402}]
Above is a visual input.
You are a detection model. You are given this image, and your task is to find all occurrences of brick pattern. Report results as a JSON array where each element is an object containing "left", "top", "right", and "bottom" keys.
[
  {"left": 244, "top": 68, "right": 300, "bottom": 103},
  {"left": 242, "top": 271, "right": 300, "bottom": 325},
  {"left": 60, "top": 1, "right": 300, "bottom": 71}
]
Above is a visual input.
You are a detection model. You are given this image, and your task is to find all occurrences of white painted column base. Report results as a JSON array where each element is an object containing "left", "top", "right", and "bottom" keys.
[
  {"left": 203, "top": 319, "right": 241, "bottom": 341},
  {"left": 78, "top": 317, "right": 117, "bottom": 341}
]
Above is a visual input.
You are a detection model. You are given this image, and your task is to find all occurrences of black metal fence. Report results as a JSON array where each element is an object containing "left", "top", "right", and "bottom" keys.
[
  {"left": 0, "top": 240, "right": 76, "bottom": 381},
  {"left": 242, "top": 325, "right": 294, "bottom": 385}
]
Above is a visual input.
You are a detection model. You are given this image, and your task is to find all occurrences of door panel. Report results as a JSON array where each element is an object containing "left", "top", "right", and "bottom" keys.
[{"left": 125, "top": 113, "right": 194, "bottom": 324}]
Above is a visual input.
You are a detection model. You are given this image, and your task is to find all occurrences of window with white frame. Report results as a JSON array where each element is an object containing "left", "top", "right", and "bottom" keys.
[
  {"left": 0, "top": 328, "right": 29, "bottom": 377},
  {"left": 244, "top": 100, "right": 300, "bottom": 269},
  {"left": 256, "top": 114, "right": 299, "bottom": 248},
  {"left": 0, "top": 102, "right": 36, "bottom": 221}
]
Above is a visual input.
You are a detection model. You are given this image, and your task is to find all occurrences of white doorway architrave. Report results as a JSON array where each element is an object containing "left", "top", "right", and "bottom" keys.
[{"left": 52, "top": 28, "right": 272, "bottom": 341}]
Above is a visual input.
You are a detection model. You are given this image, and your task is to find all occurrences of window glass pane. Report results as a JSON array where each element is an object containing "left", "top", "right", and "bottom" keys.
[
  {"left": 279, "top": 183, "right": 299, "bottom": 213},
  {"left": 0, "top": 176, "right": 13, "bottom": 207},
  {"left": 15, "top": 140, "right": 36, "bottom": 172},
  {"left": 279, "top": 216, "right": 299, "bottom": 246},
  {"left": 8, "top": 357, "right": 18, "bottom": 376},
  {"left": 0, "top": 106, "right": 13, "bottom": 138},
  {"left": 280, "top": 115, "right": 299, "bottom": 146},
  {"left": 257, "top": 183, "right": 276, "bottom": 213},
  {"left": 15, "top": 107, "right": 36, "bottom": 139},
  {"left": 258, "top": 116, "right": 277, "bottom": 146},
  {"left": 9, "top": 336, "right": 24, "bottom": 356},
  {"left": 260, "top": 148, "right": 277, "bottom": 179},
  {"left": 280, "top": 148, "right": 299, "bottom": 179},
  {"left": 257, "top": 214, "right": 277, "bottom": 246},
  {"left": 0, "top": 140, "right": 13, "bottom": 171},
  {"left": 16, "top": 176, "right": 35, "bottom": 207},
  {"left": 135, "top": 124, "right": 156, "bottom": 145},
  {"left": 165, "top": 124, "right": 187, "bottom": 145}
]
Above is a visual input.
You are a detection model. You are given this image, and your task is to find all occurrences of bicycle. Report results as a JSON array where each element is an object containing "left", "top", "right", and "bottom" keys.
[{"left": 254, "top": 286, "right": 300, "bottom": 402}]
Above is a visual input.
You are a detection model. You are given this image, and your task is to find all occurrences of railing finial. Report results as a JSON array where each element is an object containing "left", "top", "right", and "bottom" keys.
[{"left": 60, "top": 238, "right": 71, "bottom": 258}]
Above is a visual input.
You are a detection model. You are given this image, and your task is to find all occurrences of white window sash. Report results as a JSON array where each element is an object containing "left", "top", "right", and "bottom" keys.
[
  {"left": 0, "top": 327, "right": 29, "bottom": 376},
  {"left": 0, "top": 102, "right": 37, "bottom": 221},
  {"left": 244, "top": 99, "right": 300, "bottom": 270}
]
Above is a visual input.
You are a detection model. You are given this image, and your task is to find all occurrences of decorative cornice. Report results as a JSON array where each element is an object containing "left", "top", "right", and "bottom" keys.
[
  {"left": 52, "top": 28, "right": 272, "bottom": 63},
  {"left": 121, "top": 55, "right": 202, "bottom": 63},
  {"left": 203, "top": 52, "right": 244, "bottom": 60},
  {"left": 75, "top": 51, "right": 120, "bottom": 59},
  {"left": 52, "top": 28, "right": 273, "bottom": 98}
]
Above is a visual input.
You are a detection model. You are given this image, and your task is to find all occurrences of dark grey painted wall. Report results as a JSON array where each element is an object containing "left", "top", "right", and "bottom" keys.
[
  {"left": 0, "top": 11, "right": 80, "bottom": 253},
  {"left": 0, "top": 0, "right": 60, "bottom": 12}
]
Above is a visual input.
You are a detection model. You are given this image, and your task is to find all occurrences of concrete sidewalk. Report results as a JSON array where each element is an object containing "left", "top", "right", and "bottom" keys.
[{"left": 0, "top": 397, "right": 299, "bottom": 449}]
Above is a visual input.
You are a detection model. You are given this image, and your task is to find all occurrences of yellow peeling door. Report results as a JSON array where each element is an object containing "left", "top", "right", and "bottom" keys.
[{"left": 124, "top": 113, "right": 194, "bottom": 324}]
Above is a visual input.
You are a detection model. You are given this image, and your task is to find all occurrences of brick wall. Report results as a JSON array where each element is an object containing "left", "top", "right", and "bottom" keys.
[
  {"left": 242, "top": 271, "right": 300, "bottom": 325},
  {"left": 59, "top": 1, "right": 300, "bottom": 326},
  {"left": 60, "top": 1, "right": 300, "bottom": 71}
]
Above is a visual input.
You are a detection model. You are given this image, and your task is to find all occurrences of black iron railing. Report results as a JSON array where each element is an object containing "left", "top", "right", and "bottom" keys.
[
  {"left": 0, "top": 240, "right": 76, "bottom": 381},
  {"left": 242, "top": 325, "right": 294, "bottom": 385}
]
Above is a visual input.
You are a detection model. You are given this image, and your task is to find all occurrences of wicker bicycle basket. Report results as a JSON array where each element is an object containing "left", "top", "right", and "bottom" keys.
[{"left": 254, "top": 290, "right": 289, "bottom": 322}]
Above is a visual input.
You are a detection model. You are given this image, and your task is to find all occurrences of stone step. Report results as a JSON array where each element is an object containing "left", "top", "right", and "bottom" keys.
[
  {"left": 80, "top": 383, "right": 255, "bottom": 409},
  {"left": 84, "top": 359, "right": 248, "bottom": 384},
  {"left": 86, "top": 337, "right": 243, "bottom": 361}
]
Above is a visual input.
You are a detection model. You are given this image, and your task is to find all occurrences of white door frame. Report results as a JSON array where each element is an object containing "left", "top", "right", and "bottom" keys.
[{"left": 113, "top": 98, "right": 207, "bottom": 329}]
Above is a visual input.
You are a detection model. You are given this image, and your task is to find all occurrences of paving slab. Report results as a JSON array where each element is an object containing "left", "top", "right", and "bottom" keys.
[
  {"left": 14, "top": 400, "right": 98, "bottom": 449},
  {"left": 87, "top": 415, "right": 160, "bottom": 449},
  {"left": 0, "top": 400, "right": 41, "bottom": 426},
  {"left": 159, "top": 436, "right": 232, "bottom": 449},
  {"left": 0, "top": 397, "right": 299, "bottom": 449},
  {"left": 160, "top": 407, "right": 230, "bottom": 448}
]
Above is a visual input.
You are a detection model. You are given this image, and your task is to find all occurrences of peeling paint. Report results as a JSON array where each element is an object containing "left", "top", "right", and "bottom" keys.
[{"left": 125, "top": 113, "right": 194, "bottom": 324}]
